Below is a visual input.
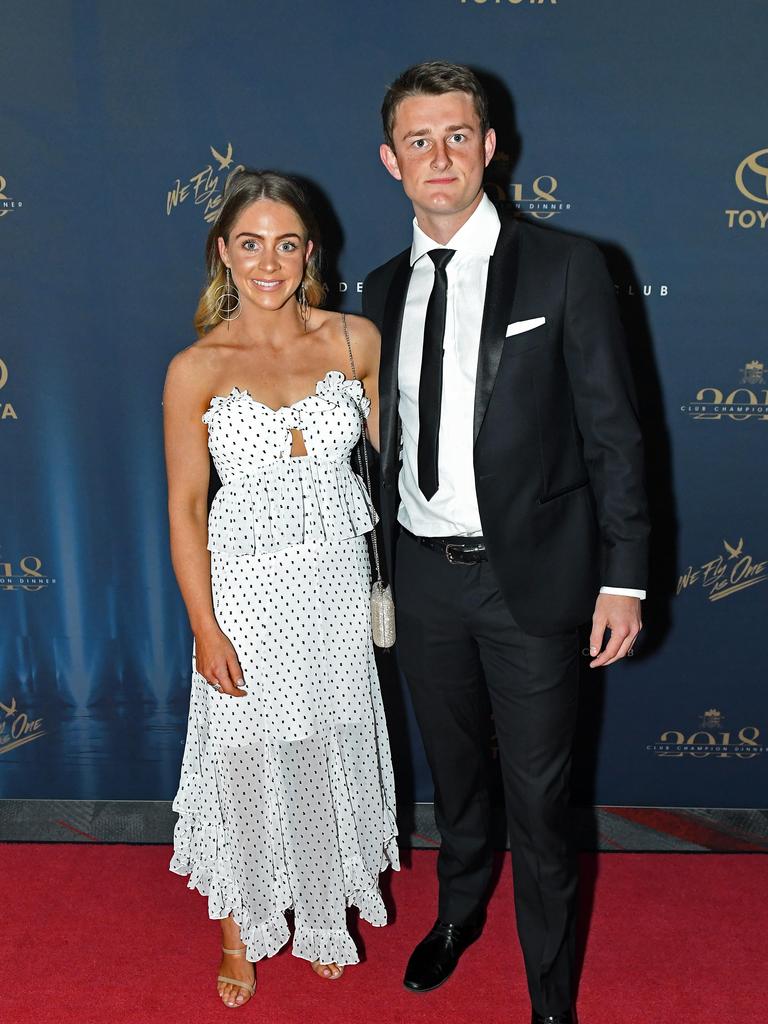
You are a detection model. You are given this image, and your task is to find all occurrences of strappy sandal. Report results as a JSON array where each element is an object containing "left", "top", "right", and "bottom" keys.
[{"left": 218, "top": 945, "right": 256, "bottom": 1007}]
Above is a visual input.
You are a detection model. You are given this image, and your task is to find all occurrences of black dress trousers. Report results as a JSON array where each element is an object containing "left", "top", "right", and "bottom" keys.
[{"left": 395, "top": 530, "right": 580, "bottom": 1016}]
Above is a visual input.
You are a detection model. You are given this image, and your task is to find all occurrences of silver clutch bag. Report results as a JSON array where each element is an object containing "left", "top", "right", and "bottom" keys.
[
  {"left": 370, "top": 579, "right": 396, "bottom": 649},
  {"left": 342, "top": 314, "right": 396, "bottom": 650}
]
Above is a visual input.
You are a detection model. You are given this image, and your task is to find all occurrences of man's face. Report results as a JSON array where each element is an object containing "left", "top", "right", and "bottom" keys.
[{"left": 380, "top": 91, "right": 496, "bottom": 223}]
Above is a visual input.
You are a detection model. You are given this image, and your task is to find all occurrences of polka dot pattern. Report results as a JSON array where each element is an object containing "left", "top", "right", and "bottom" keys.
[
  {"left": 202, "top": 372, "right": 376, "bottom": 558},
  {"left": 170, "top": 372, "right": 399, "bottom": 967}
]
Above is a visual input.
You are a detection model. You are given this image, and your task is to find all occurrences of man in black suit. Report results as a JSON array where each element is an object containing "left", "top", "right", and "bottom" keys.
[{"left": 363, "top": 62, "right": 649, "bottom": 1024}]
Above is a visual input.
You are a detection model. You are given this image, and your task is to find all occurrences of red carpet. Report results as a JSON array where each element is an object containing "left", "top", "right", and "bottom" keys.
[{"left": 1, "top": 846, "right": 765, "bottom": 1024}]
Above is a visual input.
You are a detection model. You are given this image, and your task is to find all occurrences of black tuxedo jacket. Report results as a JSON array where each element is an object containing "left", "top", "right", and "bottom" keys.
[{"left": 362, "top": 208, "right": 650, "bottom": 636}]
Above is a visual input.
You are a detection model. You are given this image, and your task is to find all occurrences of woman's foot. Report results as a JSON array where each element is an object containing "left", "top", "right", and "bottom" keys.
[
  {"left": 311, "top": 960, "right": 344, "bottom": 980},
  {"left": 218, "top": 917, "right": 255, "bottom": 1008}
]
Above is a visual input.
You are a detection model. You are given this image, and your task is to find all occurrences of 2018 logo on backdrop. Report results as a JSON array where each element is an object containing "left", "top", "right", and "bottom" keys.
[
  {"left": 0, "top": 697, "right": 46, "bottom": 756},
  {"left": 681, "top": 359, "right": 767, "bottom": 420},
  {"left": 0, "top": 175, "right": 23, "bottom": 218},
  {"left": 166, "top": 143, "right": 245, "bottom": 224},
  {"left": 510, "top": 174, "right": 570, "bottom": 219},
  {"left": 0, "top": 358, "right": 18, "bottom": 421},
  {"left": 0, "top": 555, "right": 56, "bottom": 591},
  {"left": 647, "top": 709, "right": 764, "bottom": 758},
  {"left": 677, "top": 538, "right": 767, "bottom": 603},
  {"left": 725, "top": 149, "right": 768, "bottom": 229},
  {"left": 486, "top": 150, "right": 571, "bottom": 219}
]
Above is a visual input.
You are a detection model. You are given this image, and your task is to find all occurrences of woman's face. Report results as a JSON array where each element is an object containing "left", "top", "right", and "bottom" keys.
[{"left": 218, "top": 198, "right": 313, "bottom": 314}]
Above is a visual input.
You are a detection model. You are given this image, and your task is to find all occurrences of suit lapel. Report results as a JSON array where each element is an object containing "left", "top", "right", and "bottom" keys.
[
  {"left": 473, "top": 212, "right": 520, "bottom": 444},
  {"left": 379, "top": 253, "right": 412, "bottom": 478}
]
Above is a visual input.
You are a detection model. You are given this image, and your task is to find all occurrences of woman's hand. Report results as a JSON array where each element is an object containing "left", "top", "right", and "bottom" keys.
[{"left": 195, "top": 623, "right": 248, "bottom": 696}]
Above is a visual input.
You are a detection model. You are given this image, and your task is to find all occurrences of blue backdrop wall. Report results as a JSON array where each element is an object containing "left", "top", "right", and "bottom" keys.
[{"left": 1, "top": 0, "right": 766, "bottom": 809}]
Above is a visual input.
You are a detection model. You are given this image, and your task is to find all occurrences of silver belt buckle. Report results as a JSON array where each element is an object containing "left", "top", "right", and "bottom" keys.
[{"left": 445, "top": 543, "right": 464, "bottom": 564}]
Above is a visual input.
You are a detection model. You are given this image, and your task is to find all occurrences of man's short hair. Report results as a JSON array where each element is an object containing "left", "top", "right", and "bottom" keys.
[{"left": 381, "top": 61, "right": 490, "bottom": 150}]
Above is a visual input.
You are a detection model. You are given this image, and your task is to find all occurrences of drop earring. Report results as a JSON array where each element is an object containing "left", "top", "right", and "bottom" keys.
[
  {"left": 298, "top": 282, "right": 310, "bottom": 331},
  {"left": 213, "top": 267, "right": 241, "bottom": 322}
]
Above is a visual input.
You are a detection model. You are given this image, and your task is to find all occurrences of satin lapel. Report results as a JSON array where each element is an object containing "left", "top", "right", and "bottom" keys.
[
  {"left": 473, "top": 214, "right": 520, "bottom": 444},
  {"left": 379, "top": 253, "right": 412, "bottom": 477}
]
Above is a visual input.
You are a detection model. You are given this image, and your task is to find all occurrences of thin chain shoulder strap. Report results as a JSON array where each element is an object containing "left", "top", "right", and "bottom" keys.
[{"left": 341, "top": 312, "right": 383, "bottom": 583}]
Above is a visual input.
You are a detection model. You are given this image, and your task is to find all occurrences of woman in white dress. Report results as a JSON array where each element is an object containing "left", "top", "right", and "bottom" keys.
[{"left": 163, "top": 170, "right": 398, "bottom": 1008}]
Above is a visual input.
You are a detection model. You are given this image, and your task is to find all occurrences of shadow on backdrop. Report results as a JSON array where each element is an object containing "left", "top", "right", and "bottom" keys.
[{"left": 475, "top": 67, "right": 676, "bottom": 992}]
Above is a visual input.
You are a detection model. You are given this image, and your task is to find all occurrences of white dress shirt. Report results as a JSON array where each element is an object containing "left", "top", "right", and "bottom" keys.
[{"left": 396, "top": 193, "right": 645, "bottom": 600}]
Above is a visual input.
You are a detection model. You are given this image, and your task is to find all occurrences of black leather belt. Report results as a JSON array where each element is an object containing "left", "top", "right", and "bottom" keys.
[{"left": 403, "top": 528, "right": 488, "bottom": 565}]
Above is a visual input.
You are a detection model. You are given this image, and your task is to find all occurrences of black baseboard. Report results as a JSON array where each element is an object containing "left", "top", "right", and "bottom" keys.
[{"left": 1, "top": 800, "right": 766, "bottom": 851}]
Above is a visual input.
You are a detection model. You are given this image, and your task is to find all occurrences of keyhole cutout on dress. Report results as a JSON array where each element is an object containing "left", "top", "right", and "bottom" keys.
[{"left": 290, "top": 427, "right": 307, "bottom": 458}]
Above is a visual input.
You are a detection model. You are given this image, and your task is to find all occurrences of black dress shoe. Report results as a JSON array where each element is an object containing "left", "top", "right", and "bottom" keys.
[
  {"left": 403, "top": 913, "right": 484, "bottom": 993},
  {"left": 531, "top": 1010, "right": 575, "bottom": 1024}
]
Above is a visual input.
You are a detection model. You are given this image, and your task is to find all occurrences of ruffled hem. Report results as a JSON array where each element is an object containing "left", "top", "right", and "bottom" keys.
[
  {"left": 170, "top": 667, "right": 399, "bottom": 964},
  {"left": 343, "top": 852, "right": 388, "bottom": 927},
  {"left": 170, "top": 817, "right": 234, "bottom": 914},
  {"left": 169, "top": 804, "right": 397, "bottom": 964},
  {"left": 234, "top": 908, "right": 291, "bottom": 962},
  {"left": 206, "top": 458, "right": 376, "bottom": 557},
  {"left": 383, "top": 833, "right": 400, "bottom": 873},
  {"left": 169, "top": 827, "right": 389, "bottom": 965},
  {"left": 292, "top": 923, "right": 360, "bottom": 966},
  {"left": 170, "top": 812, "right": 292, "bottom": 961}
]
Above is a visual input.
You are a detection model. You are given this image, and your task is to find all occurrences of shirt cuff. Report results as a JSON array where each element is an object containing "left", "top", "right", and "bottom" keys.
[{"left": 600, "top": 586, "right": 646, "bottom": 600}]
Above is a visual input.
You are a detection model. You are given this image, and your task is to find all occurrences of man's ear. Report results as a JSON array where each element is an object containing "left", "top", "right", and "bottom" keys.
[
  {"left": 483, "top": 128, "right": 497, "bottom": 168},
  {"left": 380, "top": 143, "right": 403, "bottom": 182}
]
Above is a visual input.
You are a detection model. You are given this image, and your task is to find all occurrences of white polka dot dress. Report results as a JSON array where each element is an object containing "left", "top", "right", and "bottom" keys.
[{"left": 170, "top": 371, "right": 399, "bottom": 965}]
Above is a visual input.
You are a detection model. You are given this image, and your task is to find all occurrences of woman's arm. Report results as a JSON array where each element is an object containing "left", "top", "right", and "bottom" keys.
[{"left": 163, "top": 350, "right": 246, "bottom": 697}]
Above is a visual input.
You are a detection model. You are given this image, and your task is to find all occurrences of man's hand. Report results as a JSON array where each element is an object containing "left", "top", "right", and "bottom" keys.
[{"left": 588, "top": 594, "right": 642, "bottom": 668}]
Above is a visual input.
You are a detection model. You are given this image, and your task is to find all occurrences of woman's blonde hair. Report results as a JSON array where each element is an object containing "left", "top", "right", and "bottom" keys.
[{"left": 194, "top": 169, "right": 327, "bottom": 335}]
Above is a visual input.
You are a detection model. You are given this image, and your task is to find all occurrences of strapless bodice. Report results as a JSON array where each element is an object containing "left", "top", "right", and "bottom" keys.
[{"left": 202, "top": 371, "right": 375, "bottom": 556}]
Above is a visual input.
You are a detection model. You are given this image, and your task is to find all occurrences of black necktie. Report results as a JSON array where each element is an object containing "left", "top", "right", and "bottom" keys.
[{"left": 418, "top": 248, "right": 455, "bottom": 501}]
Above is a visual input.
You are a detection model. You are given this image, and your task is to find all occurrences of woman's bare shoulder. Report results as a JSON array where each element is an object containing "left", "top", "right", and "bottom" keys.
[
  {"left": 311, "top": 309, "right": 378, "bottom": 339},
  {"left": 342, "top": 313, "right": 380, "bottom": 380},
  {"left": 164, "top": 338, "right": 219, "bottom": 402},
  {"left": 343, "top": 311, "right": 380, "bottom": 345}
]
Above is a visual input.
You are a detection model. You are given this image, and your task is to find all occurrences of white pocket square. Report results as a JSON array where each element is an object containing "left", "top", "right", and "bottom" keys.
[{"left": 506, "top": 316, "right": 546, "bottom": 337}]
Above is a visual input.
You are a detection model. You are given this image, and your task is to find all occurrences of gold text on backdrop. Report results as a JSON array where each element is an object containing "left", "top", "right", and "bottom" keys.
[
  {"left": 647, "top": 710, "right": 765, "bottom": 758},
  {"left": 681, "top": 360, "right": 768, "bottom": 420},
  {"left": 676, "top": 538, "right": 767, "bottom": 603},
  {"left": 166, "top": 143, "right": 245, "bottom": 224},
  {"left": 510, "top": 175, "right": 570, "bottom": 219},
  {"left": 486, "top": 149, "right": 572, "bottom": 217},
  {"left": 0, "top": 175, "right": 22, "bottom": 217},
  {"left": 0, "top": 358, "right": 17, "bottom": 420},
  {"left": 0, "top": 697, "right": 46, "bottom": 757},
  {"left": 0, "top": 556, "right": 56, "bottom": 591},
  {"left": 725, "top": 148, "right": 768, "bottom": 228}
]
